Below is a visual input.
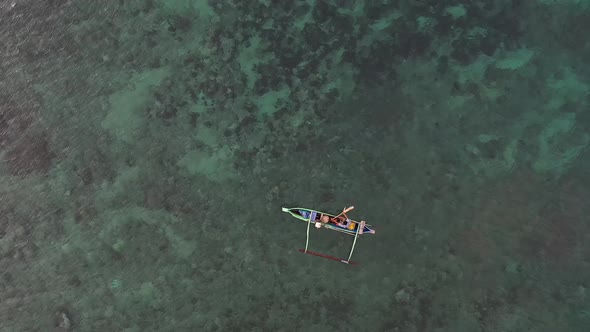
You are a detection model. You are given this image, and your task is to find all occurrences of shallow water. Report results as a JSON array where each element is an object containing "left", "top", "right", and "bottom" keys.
[{"left": 0, "top": 1, "right": 589, "bottom": 331}]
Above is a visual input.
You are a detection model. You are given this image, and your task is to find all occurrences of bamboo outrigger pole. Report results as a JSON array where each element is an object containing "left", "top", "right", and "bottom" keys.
[
  {"left": 304, "top": 210, "right": 312, "bottom": 253},
  {"left": 342, "top": 220, "right": 364, "bottom": 264}
]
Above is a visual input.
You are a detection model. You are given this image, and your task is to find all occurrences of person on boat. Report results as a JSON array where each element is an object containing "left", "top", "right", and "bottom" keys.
[
  {"left": 315, "top": 214, "right": 329, "bottom": 228},
  {"left": 315, "top": 214, "right": 334, "bottom": 228},
  {"left": 319, "top": 214, "right": 346, "bottom": 226},
  {"left": 315, "top": 207, "right": 355, "bottom": 228}
]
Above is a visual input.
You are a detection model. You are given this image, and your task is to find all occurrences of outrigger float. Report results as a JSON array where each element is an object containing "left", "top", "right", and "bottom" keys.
[{"left": 281, "top": 206, "right": 375, "bottom": 265}]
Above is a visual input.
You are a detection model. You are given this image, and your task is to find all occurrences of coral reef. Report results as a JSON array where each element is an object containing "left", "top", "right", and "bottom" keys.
[{"left": 0, "top": 0, "right": 589, "bottom": 330}]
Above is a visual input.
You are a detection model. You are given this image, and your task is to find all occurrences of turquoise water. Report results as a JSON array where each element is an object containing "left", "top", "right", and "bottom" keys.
[{"left": 1, "top": 1, "right": 589, "bottom": 331}]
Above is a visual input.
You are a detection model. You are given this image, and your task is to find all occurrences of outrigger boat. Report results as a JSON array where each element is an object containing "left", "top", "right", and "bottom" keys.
[{"left": 281, "top": 206, "right": 375, "bottom": 265}]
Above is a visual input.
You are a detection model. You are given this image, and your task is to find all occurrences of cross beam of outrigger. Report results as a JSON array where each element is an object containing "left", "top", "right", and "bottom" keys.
[{"left": 281, "top": 206, "right": 376, "bottom": 265}]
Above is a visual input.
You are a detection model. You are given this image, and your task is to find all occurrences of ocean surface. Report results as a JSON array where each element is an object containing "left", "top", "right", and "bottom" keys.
[{"left": 1, "top": 1, "right": 589, "bottom": 331}]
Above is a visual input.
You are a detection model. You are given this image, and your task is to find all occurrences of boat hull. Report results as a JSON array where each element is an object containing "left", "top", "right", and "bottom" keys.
[{"left": 282, "top": 207, "right": 376, "bottom": 235}]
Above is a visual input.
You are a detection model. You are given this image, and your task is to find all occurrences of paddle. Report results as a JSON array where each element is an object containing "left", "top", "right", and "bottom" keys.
[{"left": 334, "top": 206, "right": 354, "bottom": 220}]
